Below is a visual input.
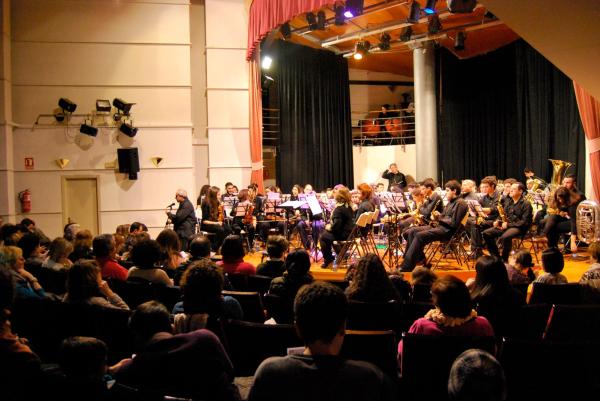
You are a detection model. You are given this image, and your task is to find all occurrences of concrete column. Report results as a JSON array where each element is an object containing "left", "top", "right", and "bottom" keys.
[
  {"left": 413, "top": 40, "right": 438, "bottom": 182},
  {"left": 0, "top": 0, "right": 14, "bottom": 223}
]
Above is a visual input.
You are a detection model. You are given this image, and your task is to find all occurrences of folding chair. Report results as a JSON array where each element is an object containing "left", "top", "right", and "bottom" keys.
[
  {"left": 426, "top": 214, "right": 471, "bottom": 270},
  {"left": 334, "top": 212, "right": 373, "bottom": 268},
  {"left": 512, "top": 227, "right": 545, "bottom": 263}
]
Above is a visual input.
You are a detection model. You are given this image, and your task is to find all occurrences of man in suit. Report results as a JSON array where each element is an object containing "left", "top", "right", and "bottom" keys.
[{"left": 166, "top": 189, "right": 197, "bottom": 251}]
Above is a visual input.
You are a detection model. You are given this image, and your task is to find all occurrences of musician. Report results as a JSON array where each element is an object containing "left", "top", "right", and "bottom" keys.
[
  {"left": 398, "top": 187, "right": 426, "bottom": 231},
  {"left": 482, "top": 182, "right": 532, "bottom": 262},
  {"left": 320, "top": 187, "right": 354, "bottom": 269},
  {"left": 290, "top": 185, "right": 302, "bottom": 201},
  {"left": 398, "top": 180, "right": 468, "bottom": 272},
  {"left": 419, "top": 179, "right": 444, "bottom": 222},
  {"left": 500, "top": 178, "right": 517, "bottom": 205},
  {"left": 200, "top": 186, "right": 230, "bottom": 252},
  {"left": 303, "top": 184, "right": 314, "bottom": 195},
  {"left": 382, "top": 163, "right": 407, "bottom": 192},
  {"left": 524, "top": 167, "right": 547, "bottom": 191},
  {"left": 221, "top": 182, "right": 237, "bottom": 201},
  {"left": 354, "top": 183, "right": 375, "bottom": 234},
  {"left": 460, "top": 179, "right": 479, "bottom": 201},
  {"left": 297, "top": 183, "right": 325, "bottom": 250},
  {"left": 467, "top": 176, "right": 500, "bottom": 256},
  {"left": 230, "top": 188, "right": 257, "bottom": 245},
  {"left": 375, "top": 183, "right": 385, "bottom": 194},
  {"left": 165, "top": 189, "right": 196, "bottom": 251}
]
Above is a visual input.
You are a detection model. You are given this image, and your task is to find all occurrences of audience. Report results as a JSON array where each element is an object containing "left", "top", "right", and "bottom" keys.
[
  {"left": 256, "top": 235, "right": 288, "bottom": 278},
  {"left": 580, "top": 241, "right": 600, "bottom": 282},
  {"left": 111, "top": 301, "right": 241, "bottom": 401},
  {"left": 411, "top": 266, "right": 438, "bottom": 302},
  {"left": 68, "top": 229, "right": 94, "bottom": 263},
  {"left": 506, "top": 249, "right": 536, "bottom": 285},
  {"left": 1, "top": 246, "right": 45, "bottom": 299},
  {"left": 42, "top": 237, "right": 73, "bottom": 271},
  {"left": 174, "top": 235, "right": 212, "bottom": 286},
  {"left": 218, "top": 235, "right": 256, "bottom": 275},
  {"left": 448, "top": 349, "right": 506, "bottom": 401},
  {"left": 269, "top": 249, "right": 314, "bottom": 303},
  {"left": 156, "top": 229, "right": 185, "bottom": 272},
  {"left": 63, "top": 223, "right": 80, "bottom": 243},
  {"left": 93, "top": 234, "right": 128, "bottom": 282},
  {"left": 63, "top": 260, "right": 129, "bottom": 310},
  {"left": 345, "top": 253, "right": 401, "bottom": 303},
  {"left": 127, "top": 239, "right": 173, "bottom": 286},
  {"left": 17, "top": 232, "right": 46, "bottom": 266},
  {"left": 20, "top": 218, "right": 51, "bottom": 246},
  {"left": 249, "top": 281, "right": 395, "bottom": 401},
  {"left": 534, "top": 247, "right": 567, "bottom": 284}
]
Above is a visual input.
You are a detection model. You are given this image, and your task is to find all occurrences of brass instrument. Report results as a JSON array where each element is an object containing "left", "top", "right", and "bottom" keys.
[
  {"left": 548, "top": 159, "right": 574, "bottom": 190},
  {"left": 497, "top": 197, "right": 507, "bottom": 224},
  {"left": 576, "top": 200, "right": 600, "bottom": 243},
  {"left": 428, "top": 199, "right": 442, "bottom": 225}
]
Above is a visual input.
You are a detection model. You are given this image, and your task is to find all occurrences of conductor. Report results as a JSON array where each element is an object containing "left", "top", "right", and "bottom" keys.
[
  {"left": 382, "top": 163, "right": 407, "bottom": 192},
  {"left": 166, "top": 189, "right": 197, "bottom": 251}
]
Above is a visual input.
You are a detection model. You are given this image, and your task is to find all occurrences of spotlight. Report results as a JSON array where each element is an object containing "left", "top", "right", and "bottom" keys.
[
  {"left": 400, "top": 26, "right": 413, "bottom": 42},
  {"left": 58, "top": 98, "right": 77, "bottom": 113},
  {"left": 306, "top": 12, "right": 318, "bottom": 30},
  {"left": 79, "top": 121, "right": 98, "bottom": 137},
  {"left": 378, "top": 32, "right": 391, "bottom": 51},
  {"left": 262, "top": 55, "right": 273, "bottom": 70},
  {"left": 316, "top": 10, "right": 326, "bottom": 30},
  {"left": 96, "top": 99, "right": 111, "bottom": 113},
  {"left": 345, "top": 0, "right": 364, "bottom": 18},
  {"left": 280, "top": 22, "right": 291, "bottom": 39},
  {"left": 407, "top": 1, "right": 421, "bottom": 23},
  {"left": 112, "top": 98, "right": 135, "bottom": 115},
  {"left": 353, "top": 41, "right": 370, "bottom": 60},
  {"left": 119, "top": 122, "right": 138, "bottom": 138},
  {"left": 428, "top": 14, "right": 442, "bottom": 34},
  {"left": 448, "top": 0, "right": 477, "bottom": 13},
  {"left": 424, "top": 0, "right": 437, "bottom": 14},
  {"left": 334, "top": 3, "right": 345, "bottom": 25},
  {"left": 454, "top": 31, "right": 466, "bottom": 50}
]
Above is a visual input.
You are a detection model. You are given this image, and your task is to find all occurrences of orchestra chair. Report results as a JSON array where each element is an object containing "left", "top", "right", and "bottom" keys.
[
  {"left": 543, "top": 304, "right": 600, "bottom": 341},
  {"left": 528, "top": 282, "right": 582, "bottom": 305},
  {"left": 222, "top": 290, "right": 266, "bottom": 323},
  {"left": 334, "top": 212, "right": 374, "bottom": 269},
  {"left": 341, "top": 330, "right": 398, "bottom": 382},
  {"left": 512, "top": 226, "right": 545, "bottom": 263},
  {"left": 425, "top": 213, "right": 471, "bottom": 271}
]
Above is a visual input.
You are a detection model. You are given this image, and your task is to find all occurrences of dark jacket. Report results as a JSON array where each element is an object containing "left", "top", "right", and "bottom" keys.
[
  {"left": 437, "top": 197, "right": 468, "bottom": 232},
  {"left": 381, "top": 170, "right": 407, "bottom": 191},
  {"left": 168, "top": 198, "right": 197, "bottom": 239},
  {"left": 419, "top": 192, "right": 443, "bottom": 220},
  {"left": 504, "top": 196, "right": 533, "bottom": 232},
  {"left": 330, "top": 205, "right": 354, "bottom": 240},
  {"left": 480, "top": 191, "right": 500, "bottom": 222}
]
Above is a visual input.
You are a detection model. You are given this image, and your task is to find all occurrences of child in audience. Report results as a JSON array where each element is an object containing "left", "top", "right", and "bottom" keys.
[
  {"left": 580, "top": 241, "right": 600, "bottom": 282},
  {"left": 534, "top": 247, "right": 567, "bottom": 284},
  {"left": 256, "top": 236, "right": 288, "bottom": 278},
  {"left": 506, "top": 249, "right": 536, "bottom": 285}
]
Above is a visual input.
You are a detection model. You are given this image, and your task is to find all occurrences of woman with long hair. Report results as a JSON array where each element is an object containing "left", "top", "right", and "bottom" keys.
[
  {"left": 200, "top": 186, "right": 230, "bottom": 252},
  {"left": 63, "top": 260, "right": 128, "bottom": 310},
  {"left": 156, "top": 229, "right": 184, "bottom": 272},
  {"left": 542, "top": 185, "right": 582, "bottom": 249},
  {"left": 346, "top": 254, "right": 400, "bottom": 303},
  {"left": 217, "top": 235, "right": 255, "bottom": 275},
  {"left": 319, "top": 187, "right": 354, "bottom": 268}
]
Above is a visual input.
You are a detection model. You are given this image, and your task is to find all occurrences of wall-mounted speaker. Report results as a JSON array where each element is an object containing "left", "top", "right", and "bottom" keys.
[{"left": 117, "top": 147, "right": 140, "bottom": 180}]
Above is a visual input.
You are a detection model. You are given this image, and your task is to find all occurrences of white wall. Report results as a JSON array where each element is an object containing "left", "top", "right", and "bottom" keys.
[
  {"left": 353, "top": 144, "right": 417, "bottom": 187},
  {"left": 9, "top": 0, "right": 194, "bottom": 238}
]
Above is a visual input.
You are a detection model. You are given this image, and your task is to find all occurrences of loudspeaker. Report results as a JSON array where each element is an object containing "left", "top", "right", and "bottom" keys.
[{"left": 117, "top": 148, "right": 140, "bottom": 180}]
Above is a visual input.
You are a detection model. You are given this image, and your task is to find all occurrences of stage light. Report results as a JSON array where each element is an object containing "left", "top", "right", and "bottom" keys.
[
  {"left": 306, "top": 12, "right": 318, "bottom": 30},
  {"left": 119, "top": 121, "right": 138, "bottom": 138},
  {"left": 424, "top": 0, "right": 437, "bottom": 14},
  {"left": 79, "top": 121, "right": 98, "bottom": 137},
  {"left": 400, "top": 26, "right": 413, "bottom": 42},
  {"left": 113, "top": 98, "right": 134, "bottom": 115},
  {"left": 353, "top": 40, "right": 370, "bottom": 60},
  {"left": 448, "top": 0, "right": 477, "bottom": 13},
  {"left": 407, "top": 1, "right": 421, "bottom": 23},
  {"left": 316, "top": 10, "right": 326, "bottom": 30},
  {"left": 96, "top": 99, "right": 111, "bottom": 113},
  {"left": 262, "top": 56, "right": 273, "bottom": 70},
  {"left": 378, "top": 32, "right": 391, "bottom": 51},
  {"left": 345, "top": 0, "right": 364, "bottom": 18},
  {"left": 334, "top": 4, "right": 345, "bottom": 25},
  {"left": 428, "top": 14, "right": 442, "bottom": 34},
  {"left": 454, "top": 31, "right": 466, "bottom": 50},
  {"left": 58, "top": 98, "right": 77, "bottom": 113},
  {"left": 280, "top": 22, "right": 291, "bottom": 39}
]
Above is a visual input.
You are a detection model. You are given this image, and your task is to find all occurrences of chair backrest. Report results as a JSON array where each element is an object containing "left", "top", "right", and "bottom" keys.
[
  {"left": 263, "top": 293, "right": 294, "bottom": 324},
  {"left": 222, "top": 290, "right": 265, "bottom": 323},
  {"left": 225, "top": 273, "right": 249, "bottom": 291},
  {"left": 512, "top": 283, "right": 529, "bottom": 297},
  {"left": 371, "top": 208, "right": 380, "bottom": 223},
  {"left": 38, "top": 268, "right": 68, "bottom": 295},
  {"left": 341, "top": 330, "right": 398, "bottom": 381},
  {"left": 529, "top": 282, "right": 581, "bottom": 305},
  {"left": 401, "top": 333, "right": 496, "bottom": 401},
  {"left": 544, "top": 304, "right": 600, "bottom": 341},
  {"left": 110, "top": 279, "right": 156, "bottom": 309},
  {"left": 346, "top": 300, "right": 401, "bottom": 333},
  {"left": 411, "top": 283, "right": 433, "bottom": 303},
  {"left": 246, "top": 275, "right": 273, "bottom": 295},
  {"left": 356, "top": 212, "right": 372, "bottom": 228},
  {"left": 504, "top": 303, "right": 552, "bottom": 340},
  {"left": 221, "top": 319, "right": 302, "bottom": 376}
]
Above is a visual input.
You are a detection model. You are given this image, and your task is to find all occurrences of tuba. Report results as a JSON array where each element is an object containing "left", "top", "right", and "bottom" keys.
[
  {"left": 576, "top": 200, "right": 600, "bottom": 243},
  {"left": 548, "top": 159, "right": 573, "bottom": 190}
]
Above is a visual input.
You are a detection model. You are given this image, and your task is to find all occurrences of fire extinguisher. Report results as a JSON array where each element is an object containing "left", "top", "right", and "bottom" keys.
[{"left": 19, "top": 189, "right": 31, "bottom": 213}]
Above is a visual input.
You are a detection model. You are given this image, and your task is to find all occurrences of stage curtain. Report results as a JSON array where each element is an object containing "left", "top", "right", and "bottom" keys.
[
  {"left": 437, "top": 40, "right": 586, "bottom": 190},
  {"left": 246, "top": 0, "right": 332, "bottom": 61},
  {"left": 573, "top": 82, "right": 600, "bottom": 200},
  {"left": 249, "top": 50, "right": 264, "bottom": 192},
  {"left": 274, "top": 40, "right": 353, "bottom": 191}
]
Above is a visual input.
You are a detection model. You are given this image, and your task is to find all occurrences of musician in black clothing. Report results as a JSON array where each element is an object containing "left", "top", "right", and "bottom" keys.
[
  {"left": 482, "top": 182, "right": 532, "bottom": 262},
  {"left": 200, "top": 186, "right": 230, "bottom": 252},
  {"left": 166, "top": 189, "right": 197, "bottom": 251},
  {"left": 467, "top": 177, "right": 500, "bottom": 256},
  {"left": 418, "top": 179, "right": 444, "bottom": 222},
  {"left": 398, "top": 180, "right": 468, "bottom": 272},
  {"left": 382, "top": 163, "right": 407, "bottom": 192},
  {"left": 354, "top": 183, "right": 375, "bottom": 236},
  {"left": 320, "top": 188, "right": 355, "bottom": 269}
]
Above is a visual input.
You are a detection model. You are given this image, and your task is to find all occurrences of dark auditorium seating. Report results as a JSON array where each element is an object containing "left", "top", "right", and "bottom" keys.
[
  {"left": 221, "top": 319, "right": 302, "bottom": 376},
  {"left": 544, "top": 304, "right": 600, "bottom": 341},
  {"left": 341, "top": 330, "right": 398, "bottom": 381},
  {"left": 37, "top": 268, "right": 68, "bottom": 295},
  {"left": 512, "top": 282, "right": 529, "bottom": 297},
  {"left": 505, "top": 303, "right": 552, "bottom": 339},
  {"left": 222, "top": 290, "right": 266, "bottom": 323},
  {"left": 529, "top": 282, "right": 582, "bottom": 305},
  {"left": 411, "top": 283, "right": 433, "bottom": 303},
  {"left": 109, "top": 279, "right": 181, "bottom": 311},
  {"left": 263, "top": 293, "right": 293, "bottom": 324},
  {"left": 346, "top": 300, "right": 401, "bottom": 334},
  {"left": 226, "top": 273, "right": 272, "bottom": 294},
  {"left": 398, "top": 302, "right": 434, "bottom": 333},
  {"left": 401, "top": 333, "right": 496, "bottom": 401}
]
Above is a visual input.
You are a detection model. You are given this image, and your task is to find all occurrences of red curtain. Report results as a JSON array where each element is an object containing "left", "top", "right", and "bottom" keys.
[
  {"left": 246, "top": 0, "right": 333, "bottom": 60},
  {"left": 573, "top": 82, "right": 600, "bottom": 200},
  {"left": 249, "top": 50, "right": 264, "bottom": 192}
]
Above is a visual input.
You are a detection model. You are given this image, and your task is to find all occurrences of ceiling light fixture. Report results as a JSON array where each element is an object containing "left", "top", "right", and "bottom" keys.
[
  {"left": 378, "top": 32, "right": 391, "bottom": 51},
  {"left": 280, "top": 22, "right": 291, "bottom": 39},
  {"left": 448, "top": 0, "right": 477, "bottom": 13},
  {"left": 334, "top": 3, "right": 345, "bottom": 25},
  {"left": 306, "top": 12, "right": 318, "bottom": 30},
  {"left": 407, "top": 1, "right": 421, "bottom": 23},
  {"left": 424, "top": 0, "right": 437, "bottom": 14},
  {"left": 353, "top": 40, "right": 371, "bottom": 60},
  {"left": 345, "top": 0, "right": 364, "bottom": 18},
  {"left": 316, "top": 10, "right": 326, "bottom": 30}
]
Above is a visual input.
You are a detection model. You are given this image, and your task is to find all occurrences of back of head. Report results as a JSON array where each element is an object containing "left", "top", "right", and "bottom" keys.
[
  {"left": 1, "top": 245, "right": 22, "bottom": 268},
  {"left": 92, "top": 234, "right": 113, "bottom": 258},
  {"left": 73, "top": 230, "right": 93, "bottom": 249},
  {"left": 189, "top": 235, "right": 212, "bottom": 259},
  {"left": 17, "top": 232, "right": 40, "bottom": 259},
  {"left": 129, "top": 222, "right": 146, "bottom": 233},
  {"left": 335, "top": 188, "right": 352, "bottom": 205},
  {"left": 431, "top": 275, "right": 472, "bottom": 318},
  {"left": 63, "top": 223, "right": 80, "bottom": 242},
  {"left": 66, "top": 260, "right": 101, "bottom": 302},
  {"left": 472, "top": 255, "right": 510, "bottom": 298},
  {"left": 346, "top": 253, "right": 395, "bottom": 301},
  {"left": 448, "top": 349, "right": 506, "bottom": 401},
  {"left": 513, "top": 250, "right": 533, "bottom": 268},
  {"left": 285, "top": 249, "right": 311, "bottom": 277},
  {"left": 445, "top": 180, "right": 462, "bottom": 195},
  {"left": 412, "top": 266, "right": 438, "bottom": 286},
  {"left": 294, "top": 281, "right": 348, "bottom": 345},
  {"left": 156, "top": 229, "right": 181, "bottom": 254},
  {"left": 266, "top": 235, "right": 288, "bottom": 259},
  {"left": 131, "top": 239, "right": 162, "bottom": 269},
  {"left": 59, "top": 336, "right": 107, "bottom": 382},
  {"left": 49, "top": 237, "right": 73, "bottom": 262},
  {"left": 590, "top": 241, "right": 600, "bottom": 262},
  {"left": 129, "top": 301, "right": 172, "bottom": 345},
  {"left": 181, "top": 259, "right": 224, "bottom": 314},
  {"left": 220, "top": 235, "right": 245, "bottom": 263},
  {"left": 541, "top": 247, "right": 564, "bottom": 274}
]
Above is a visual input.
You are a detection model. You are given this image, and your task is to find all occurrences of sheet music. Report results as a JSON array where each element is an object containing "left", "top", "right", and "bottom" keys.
[
  {"left": 280, "top": 200, "right": 306, "bottom": 208},
  {"left": 466, "top": 199, "right": 486, "bottom": 218},
  {"left": 306, "top": 195, "right": 323, "bottom": 215}
]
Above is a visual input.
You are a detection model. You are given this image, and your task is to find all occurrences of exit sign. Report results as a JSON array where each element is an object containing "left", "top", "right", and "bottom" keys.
[{"left": 24, "top": 157, "right": 34, "bottom": 170}]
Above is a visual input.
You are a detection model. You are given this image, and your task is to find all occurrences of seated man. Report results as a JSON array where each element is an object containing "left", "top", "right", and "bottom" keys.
[
  {"left": 398, "top": 180, "right": 468, "bottom": 272},
  {"left": 256, "top": 235, "right": 288, "bottom": 278},
  {"left": 111, "top": 301, "right": 240, "bottom": 401},
  {"left": 466, "top": 176, "right": 500, "bottom": 257},
  {"left": 482, "top": 182, "right": 532, "bottom": 262},
  {"left": 249, "top": 281, "right": 395, "bottom": 401}
]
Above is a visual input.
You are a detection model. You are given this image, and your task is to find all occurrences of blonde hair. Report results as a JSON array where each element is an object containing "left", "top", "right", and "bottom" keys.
[{"left": 1, "top": 246, "right": 22, "bottom": 267}]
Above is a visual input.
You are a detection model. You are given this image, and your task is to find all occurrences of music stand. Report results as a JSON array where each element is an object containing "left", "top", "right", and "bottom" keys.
[{"left": 467, "top": 200, "right": 486, "bottom": 219}]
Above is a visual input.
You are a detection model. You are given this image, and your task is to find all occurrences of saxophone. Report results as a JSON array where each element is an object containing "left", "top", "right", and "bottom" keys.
[{"left": 497, "top": 197, "right": 507, "bottom": 223}]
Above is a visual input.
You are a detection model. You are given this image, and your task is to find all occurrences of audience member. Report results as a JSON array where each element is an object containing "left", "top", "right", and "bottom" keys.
[
  {"left": 129, "top": 222, "right": 148, "bottom": 235},
  {"left": 506, "top": 249, "right": 536, "bottom": 285},
  {"left": 172, "top": 259, "right": 242, "bottom": 332},
  {"left": 93, "top": 234, "right": 128, "bottom": 281},
  {"left": 174, "top": 235, "right": 212, "bottom": 286},
  {"left": 269, "top": 249, "right": 314, "bottom": 303},
  {"left": 1, "top": 223, "right": 22, "bottom": 246},
  {"left": 63, "top": 223, "right": 80, "bottom": 243},
  {"left": 111, "top": 301, "right": 240, "bottom": 401},
  {"left": 256, "top": 235, "right": 288, "bottom": 278},
  {"left": 17, "top": 232, "right": 47, "bottom": 265},
  {"left": 448, "top": 349, "right": 506, "bottom": 401},
  {"left": 345, "top": 253, "right": 401, "bottom": 303},
  {"left": 218, "top": 235, "right": 256, "bottom": 275},
  {"left": 68, "top": 229, "right": 94, "bottom": 263},
  {"left": 249, "top": 281, "right": 395, "bottom": 401},
  {"left": 411, "top": 266, "right": 438, "bottom": 302},
  {"left": 156, "top": 229, "right": 185, "bottom": 272},
  {"left": 42, "top": 237, "right": 73, "bottom": 271},
  {"left": 63, "top": 260, "right": 129, "bottom": 310},
  {"left": 127, "top": 239, "right": 173, "bottom": 286},
  {"left": 534, "top": 247, "right": 567, "bottom": 284},
  {"left": 1, "top": 246, "right": 45, "bottom": 299},
  {"left": 20, "top": 217, "right": 51, "bottom": 246},
  {"left": 580, "top": 241, "right": 600, "bottom": 282}
]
